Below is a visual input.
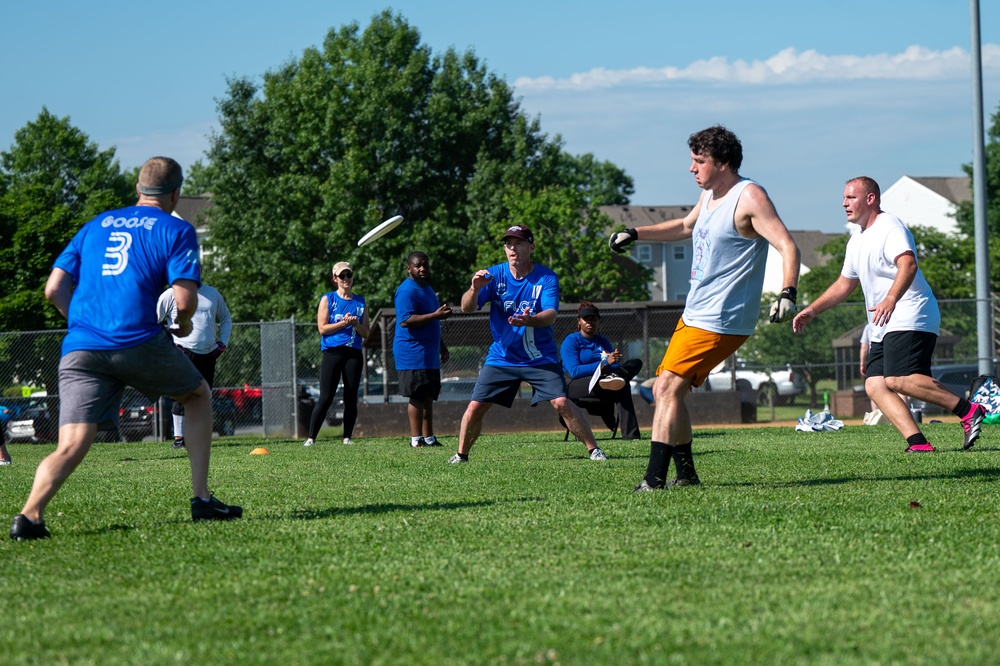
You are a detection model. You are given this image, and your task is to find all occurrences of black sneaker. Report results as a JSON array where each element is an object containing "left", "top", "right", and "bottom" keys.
[
  {"left": 633, "top": 479, "right": 664, "bottom": 492},
  {"left": 425, "top": 439, "right": 443, "bottom": 447},
  {"left": 172, "top": 437, "right": 186, "bottom": 449},
  {"left": 191, "top": 495, "right": 243, "bottom": 522},
  {"left": 667, "top": 477, "right": 701, "bottom": 488},
  {"left": 10, "top": 514, "right": 50, "bottom": 541}
]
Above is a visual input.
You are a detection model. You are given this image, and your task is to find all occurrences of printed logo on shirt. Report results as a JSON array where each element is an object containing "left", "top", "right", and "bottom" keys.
[
  {"left": 102, "top": 232, "right": 133, "bottom": 276},
  {"left": 691, "top": 228, "right": 711, "bottom": 282},
  {"left": 100, "top": 215, "right": 157, "bottom": 230}
]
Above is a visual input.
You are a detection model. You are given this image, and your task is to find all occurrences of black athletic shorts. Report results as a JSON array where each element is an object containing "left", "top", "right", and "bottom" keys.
[
  {"left": 399, "top": 369, "right": 441, "bottom": 400},
  {"left": 865, "top": 330, "right": 937, "bottom": 378}
]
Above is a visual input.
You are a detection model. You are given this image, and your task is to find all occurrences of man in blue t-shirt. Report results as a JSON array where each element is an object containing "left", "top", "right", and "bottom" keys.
[
  {"left": 10, "top": 157, "right": 241, "bottom": 542},
  {"left": 447, "top": 225, "right": 606, "bottom": 464},
  {"left": 393, "top": 251, "right": 452, "bottom": 448}
]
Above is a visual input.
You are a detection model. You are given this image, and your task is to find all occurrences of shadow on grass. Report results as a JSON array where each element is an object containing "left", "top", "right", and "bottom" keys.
[
  {"left": 289, "top": 496, "right": 543, "bottom": 521},
  {"left": 720, "top": 466, "right": 1000, "bottom": 489}
]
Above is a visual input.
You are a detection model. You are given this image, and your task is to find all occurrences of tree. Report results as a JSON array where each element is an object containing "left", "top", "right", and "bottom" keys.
[
  {"left": 955, "top": 103, "right": 1000, "bottom": 241},
  {"left": 198, "top": 11, "right": 640, "bottom": 321},
  {"left": 474, "top": 185, "right": 650, "bottom": 302},
  {"left": 0, "top": 109, "right": 135, "bottom": 391},
  {"left": 0, "top": 108, "right": 135, "bottom": 332}
]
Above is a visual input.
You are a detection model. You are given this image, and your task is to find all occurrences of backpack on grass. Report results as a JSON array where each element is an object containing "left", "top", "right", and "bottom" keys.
[{"left": 969, "top": 375, "right": 1000, "bottom": 424}]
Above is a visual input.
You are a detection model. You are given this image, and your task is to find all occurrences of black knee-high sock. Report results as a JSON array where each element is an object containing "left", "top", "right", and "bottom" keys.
[
  {"left": 644, "top": 441, "right": 671, "bottom": 487},
  {"left": 671, "top": 442, "right": 698, "bottom": 480}
]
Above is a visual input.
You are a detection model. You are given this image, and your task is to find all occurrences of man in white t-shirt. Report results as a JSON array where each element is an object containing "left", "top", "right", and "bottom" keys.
[
  {"left": 157, "top": 284, "right": 232, "bottom": 448},
  {"left": 793, "top": 176, "right": 985, "bottom": 452}
]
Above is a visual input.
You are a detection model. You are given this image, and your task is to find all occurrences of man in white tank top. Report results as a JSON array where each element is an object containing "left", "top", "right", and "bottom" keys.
[
  {"left": 793, "top": 177, "right": 985, "bottom": 453},
  {"left": 608, "top": 125, "right": 801, "bottom": 491}
]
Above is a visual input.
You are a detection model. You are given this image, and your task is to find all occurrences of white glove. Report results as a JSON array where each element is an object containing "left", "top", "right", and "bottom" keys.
[
  {"left": 608, "top": 228, "right": 638, "bottom": 254},
  {"left": 769, "top": 287, "right": 797, "bottom": 323}
]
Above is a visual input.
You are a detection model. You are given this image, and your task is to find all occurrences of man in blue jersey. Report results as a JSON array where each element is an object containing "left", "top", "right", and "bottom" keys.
[
  {"left": 10, "top": 157, "right": 241, "bottom": 541},
  {"left": 393, "top": 251, "right": 452, "bottom": 448},
  {"left": 609, "top": 126, "right": 800, "bottom": 491},
  {"left": 448, "top": 225, "right": 607, "bottom": 464}
]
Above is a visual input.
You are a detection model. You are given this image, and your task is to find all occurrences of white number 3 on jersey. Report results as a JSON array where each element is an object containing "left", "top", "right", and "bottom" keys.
[{"left": 102, "top": 232, "right": 132, "bottom": 276}]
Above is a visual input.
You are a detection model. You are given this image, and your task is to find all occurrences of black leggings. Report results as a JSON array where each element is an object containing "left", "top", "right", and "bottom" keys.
[{"left": 309, "top": 346, "right": 363, "bottom": 439}]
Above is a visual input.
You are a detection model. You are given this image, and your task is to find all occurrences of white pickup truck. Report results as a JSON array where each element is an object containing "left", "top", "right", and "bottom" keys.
[{"left": 702, "top": 362, "right": 804, "bottom": 404}]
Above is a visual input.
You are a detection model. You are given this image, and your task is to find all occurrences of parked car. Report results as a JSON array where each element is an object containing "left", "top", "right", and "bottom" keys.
[
  {"left": 117, "top": 391, "right": 160, "bottom": 441},
  {"left": 117, "top": 390, "right": 238, "bottom": 441},
  {"left": 909, "top": 364, "right": 983, "bottom": 415},
  {"left": 702, "top": 360, "right": 805, "bottom": 405},
  {"left": 4, "top": 396, "right": 56, "bottom": 443},
  {"left": 216, "top": 384, "right": 262, "bottom": 424}
]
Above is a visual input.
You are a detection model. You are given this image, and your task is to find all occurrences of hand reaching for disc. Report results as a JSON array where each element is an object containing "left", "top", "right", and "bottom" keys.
[{"left": 508, "top": 305, "right": 532, "bottom": 327}]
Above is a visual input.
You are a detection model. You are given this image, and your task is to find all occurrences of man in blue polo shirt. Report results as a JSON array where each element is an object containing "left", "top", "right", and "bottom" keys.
[
  {"left": 10, "top": 156, "right": 241, "bottom": 541},
  {"left": 393, "top": 251, "right": 452, "bottom": 448},
  {"left": 448, "top": 225, "right": 606, "bottom": 464}
]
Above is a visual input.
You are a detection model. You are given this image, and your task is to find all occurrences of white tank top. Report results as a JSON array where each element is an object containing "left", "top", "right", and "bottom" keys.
[{"left": 682, "top": 178, "right": 768, "bottom": 336}]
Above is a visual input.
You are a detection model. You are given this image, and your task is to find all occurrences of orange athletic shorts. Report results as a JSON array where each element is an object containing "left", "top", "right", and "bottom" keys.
[{"left": 656, "top": 319, "right": 749, "bottom": 387}]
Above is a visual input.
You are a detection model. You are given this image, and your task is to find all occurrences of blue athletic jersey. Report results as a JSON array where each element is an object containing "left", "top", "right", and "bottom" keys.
[
  {"left": 477, "top": 262, "right": 560, "bottom": 367},
  {"left": 53, "top": 205, "right": 201, "bottom": 354},
  {"left": 393, "top": 278, "right": 442, "bottom": 370},
  {"left": 320, "top": 292, "right": 366, "bottom": 351},
  {"left": 560, "top": 332, "right": 615, "bottom": 380}
]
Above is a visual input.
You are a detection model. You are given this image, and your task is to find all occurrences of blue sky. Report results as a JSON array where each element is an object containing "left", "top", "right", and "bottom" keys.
[{"left": 2, "top": 0, "right": 998, "bottom": 233}]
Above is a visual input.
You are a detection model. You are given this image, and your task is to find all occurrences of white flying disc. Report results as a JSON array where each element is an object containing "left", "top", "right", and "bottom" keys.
[{"left": 357, "top": 215, "right": 404, "bottom": 247}]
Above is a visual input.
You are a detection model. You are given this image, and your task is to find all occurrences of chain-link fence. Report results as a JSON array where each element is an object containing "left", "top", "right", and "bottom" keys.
[{"left": 2, "top": 297, "right": 996, "bottom": 442}]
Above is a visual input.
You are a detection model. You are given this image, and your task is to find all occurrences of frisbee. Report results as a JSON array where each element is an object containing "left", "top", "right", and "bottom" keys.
[{"left": 357, "top": 215, "right": 404, "bottom": 247}]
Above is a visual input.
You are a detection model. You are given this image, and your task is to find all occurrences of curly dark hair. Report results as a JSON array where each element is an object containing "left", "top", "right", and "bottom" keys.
[{"left": 688, "top": 125, "right": 742, "bottom": 173}]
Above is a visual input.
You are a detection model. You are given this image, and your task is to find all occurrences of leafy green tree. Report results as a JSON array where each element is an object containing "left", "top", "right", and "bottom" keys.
[
  {"left": 0, "top": 108, "right": 135, "bottom": 332},
  {"left": 199, "top": 11, "right": 639, "bottom": 321},
  {"left": 955, "top": 103, "right": 1000, "bottom": 240},
  {"left": 0, "top": 108, "right": 134, "bottom": 391},
  {"left": 182, "top": 160, "right": 217, "bottom": 196},
  {"left": 474, "top": 185, "right": 650, "bottom": 302}
]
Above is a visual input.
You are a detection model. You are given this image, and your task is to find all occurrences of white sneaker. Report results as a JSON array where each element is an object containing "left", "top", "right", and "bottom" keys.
[
  {"left": 589, "top": 447, "right": 608, "bottom": 461},
  {"left": 303, "top": 438, "right": 314, "bottom": 447},
  {"left": 448, "top": 453, "right": 468, "bottom": 464},
  {"left": 343, "top": 437, "right": 353, "bottom": 445},
  {"left": 0, "top": 460, "right": 11, "bottom": 466},
  {"left": 598, "top": 373, "right": 626, "bottom": 391}
]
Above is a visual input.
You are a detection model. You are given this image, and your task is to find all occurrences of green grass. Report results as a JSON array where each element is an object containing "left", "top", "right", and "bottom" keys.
[{"left": 3, "top": 424, "right": 1000, "bottom": 665}]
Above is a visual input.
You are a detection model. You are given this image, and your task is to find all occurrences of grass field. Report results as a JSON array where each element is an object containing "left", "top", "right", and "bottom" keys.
[{"left": 3, "top": 422, "right": 1000, "bottom": 665}]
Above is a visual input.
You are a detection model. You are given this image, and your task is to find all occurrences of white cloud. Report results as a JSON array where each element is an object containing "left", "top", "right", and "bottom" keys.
[{"left": 514, "top": 44, "right": 1000, "bottom": 91}]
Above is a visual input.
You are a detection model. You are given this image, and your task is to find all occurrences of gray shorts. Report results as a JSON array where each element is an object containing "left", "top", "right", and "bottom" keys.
[
  {"left": 59, "top": 331, "right": 204, "bottom": 429},
  {"left": 470, "top": 363, "right": 567, "bottom": 408}
]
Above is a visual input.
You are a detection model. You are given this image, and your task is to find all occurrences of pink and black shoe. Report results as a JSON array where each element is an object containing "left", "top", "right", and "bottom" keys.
[{"left": 961, "top": 404, "right": 986, "bottom": 450}]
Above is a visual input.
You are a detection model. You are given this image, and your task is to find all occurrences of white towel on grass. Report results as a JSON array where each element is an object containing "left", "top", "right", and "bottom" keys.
[{"left": 795, "top": 409, "right": 845, "bottom": 432}]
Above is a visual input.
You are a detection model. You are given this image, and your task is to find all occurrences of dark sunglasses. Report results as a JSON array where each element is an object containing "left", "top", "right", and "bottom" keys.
[{"left": 337, "top": 271, "right": 354, "bottom": 280}]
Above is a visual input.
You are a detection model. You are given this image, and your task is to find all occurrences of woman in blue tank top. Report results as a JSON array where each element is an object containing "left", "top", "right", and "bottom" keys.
[{"left": 304, "top": 261, "right": 370, "bottom": 447}]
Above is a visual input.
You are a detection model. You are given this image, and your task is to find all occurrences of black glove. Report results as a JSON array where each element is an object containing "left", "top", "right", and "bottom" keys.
[
  {"left": 769, "top": 287, "right": 797, "bottom": 323},
  {"left": 608, "top": 228, "right": 638, "bottom": 254}
]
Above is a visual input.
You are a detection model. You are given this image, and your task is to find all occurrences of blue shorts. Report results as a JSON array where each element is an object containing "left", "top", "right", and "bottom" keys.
[
  {"left": 470, "top": 364, "right": 567, "bottom": 408},
  {"left": 58, "top": 330, "right": 203, "bottom": 429}
]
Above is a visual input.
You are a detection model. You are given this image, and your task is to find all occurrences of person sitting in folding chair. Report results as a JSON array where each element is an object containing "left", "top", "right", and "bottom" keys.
[{"left": 560, "top": 302, "right": 642, "bottom": 440}]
